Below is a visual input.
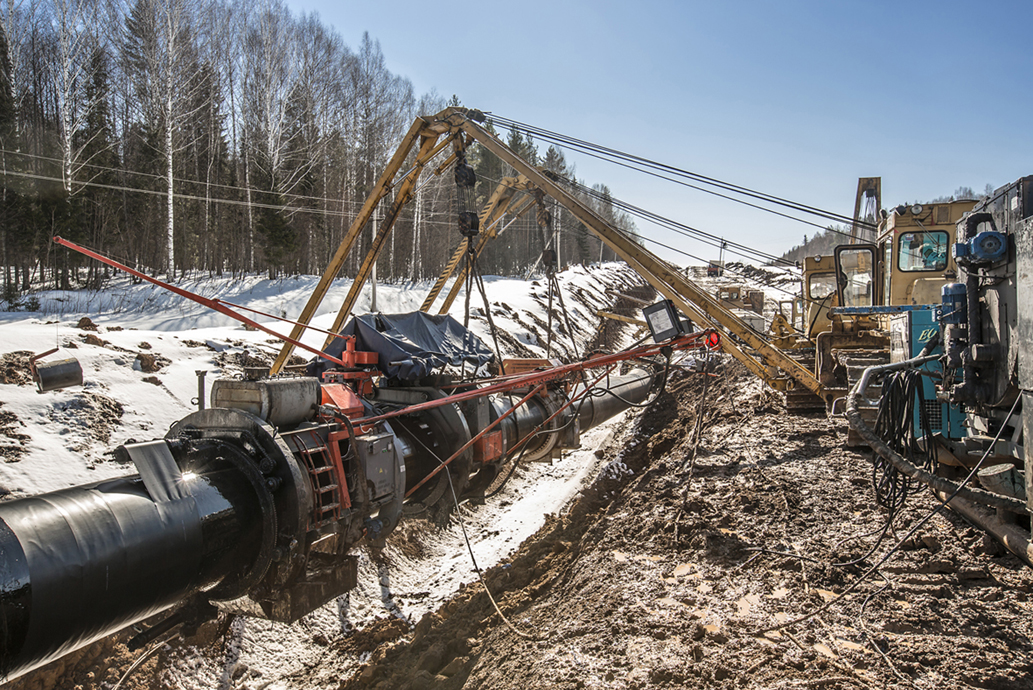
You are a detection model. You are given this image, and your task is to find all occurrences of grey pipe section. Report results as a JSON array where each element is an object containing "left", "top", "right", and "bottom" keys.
[
  {"left": 0, "top": 452, "right": 266, "bottom": 682},
  {"left": 486, "top": 368, "right": 654, "bottom": 461},
  {"left": 847, "top": 356, "right": 1028, "bottom": 514},
  {"left": 492, "top": 396, "right": 554, "bottom": 452},
  {"left": 933, "top": 489, "right": 1033, "bottom": 567}
]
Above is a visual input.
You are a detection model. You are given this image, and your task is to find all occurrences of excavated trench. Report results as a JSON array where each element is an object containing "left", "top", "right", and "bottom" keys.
[
  {"left": 5, "top": 272, "right": 1033, "bottom": 689},
  {"left": 329, "top": 358, "right": 1033, "bottom": 690}
]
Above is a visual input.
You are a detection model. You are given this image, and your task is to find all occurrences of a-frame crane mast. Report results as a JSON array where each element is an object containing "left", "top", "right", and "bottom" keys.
[
  {"left": 421, "top": 174, "right": 538, "bottom": 314},
  {"left": 270, "top": 108, "right": 823, "bottom": 401}
]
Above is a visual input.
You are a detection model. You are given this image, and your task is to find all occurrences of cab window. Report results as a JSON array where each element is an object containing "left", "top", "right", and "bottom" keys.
[
  {"left": 808, "top": 273, "right": 836, "bottom": 300},
  {"left": 898, "top": 231, "right": 949, "bottom": 272},
  {"left": 837, "top": 246, "right": 875, "bottom": 307}
]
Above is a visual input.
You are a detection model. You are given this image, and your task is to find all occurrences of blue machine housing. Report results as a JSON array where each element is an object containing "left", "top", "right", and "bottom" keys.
[
  {"left": 891, "top": 308, "right": 967, "bottom": 440},
  {"left": 940, "top": 283, "right": 967, "bottom": 326}
]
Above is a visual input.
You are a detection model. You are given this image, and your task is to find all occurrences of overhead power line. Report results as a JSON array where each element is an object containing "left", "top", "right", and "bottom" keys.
[
  {"left": 486, "top": 114, "right": 871, "bottom": 234},
  {"left": 565, "top": 176, "right": 800, "bottom": 269},
  {"left": 0, "top": 169, "right": 460, "bottom": 223},
  {"left": 0, "top": 148, "right": 458, "bottom": 211}
]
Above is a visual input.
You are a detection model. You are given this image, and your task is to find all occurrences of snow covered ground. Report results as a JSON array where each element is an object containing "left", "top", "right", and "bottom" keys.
[
  {"left": 0, "top": 262, "right": 667, "bottom": 689},
  {"left": 0, "top": 263, "right": 643, "bottom": 494},
  {"left": 0, "top": 259, "right": 804, "bottom": 689}
]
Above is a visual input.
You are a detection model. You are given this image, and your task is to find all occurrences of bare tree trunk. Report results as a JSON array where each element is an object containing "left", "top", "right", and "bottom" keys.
[
  {"left": 165, "top": 76, "right": 175, "bottom": 278},
  {"left": 410, "top": 183, "right": 421, "bottom": 280},
  {"left": 244, "top": 143, "right": 254, "bottom": 270}
]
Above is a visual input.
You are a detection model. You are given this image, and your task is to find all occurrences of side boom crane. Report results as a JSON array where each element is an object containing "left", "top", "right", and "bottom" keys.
[
  {"left": 421, "top": 174, "right": 538, "bottom": 314},
  {"left": 271, "top": 108, "right": 824, "bottom": 400}
]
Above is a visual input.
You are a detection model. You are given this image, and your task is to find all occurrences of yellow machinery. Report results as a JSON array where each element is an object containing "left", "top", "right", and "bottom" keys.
[
  {"left": 785, "top": 195, "right": 978, "bottom": 424},
  {"left": 821, "top": 199, "right": 977, "bottom": 384},
  {"left": 265, "top": 107, "right": 991, "bottom": 429},
  {"left": 266, "top": 109, "right": 977, "bottom": 419},
  {"left": 714, "top": 285, "right": 764, "bottom": 314},
  {"left": 269, "top": 107, "right": 824, "bottom": 401}
]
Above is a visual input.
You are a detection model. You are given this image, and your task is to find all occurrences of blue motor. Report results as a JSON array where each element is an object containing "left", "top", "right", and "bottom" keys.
[
  {"left": 953, "top": 230, "right": 1008, "bottom": 267},
  {"left": 941, "top": 283, "right": 967, "bottom": 325}
]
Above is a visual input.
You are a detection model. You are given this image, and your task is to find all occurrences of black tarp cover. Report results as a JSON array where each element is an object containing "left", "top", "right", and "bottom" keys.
[{"left": 309, "top": 312, "right": 495, "bottom": 381}]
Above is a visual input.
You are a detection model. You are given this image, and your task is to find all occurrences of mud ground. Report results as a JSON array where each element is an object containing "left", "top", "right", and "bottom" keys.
[
  {"left": 334, "top": 357, "right": 1033, "bottom": 690},
  {"left": 7, "top": 357, "right": 1033, "bottom": 690}
]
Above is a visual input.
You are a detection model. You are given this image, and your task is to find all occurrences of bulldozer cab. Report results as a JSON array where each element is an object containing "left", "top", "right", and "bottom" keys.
[
  {"left": 715, "top": 286, "right": 765, "bottom": 314},
  {"left": 769, "top": 297, "right": 806, "bottom": 342},
  {"left": 716, "top": 286, "right": 742, "bottom": 304},
  {"left": 877, "top": 200, "right": 976, "bottom": 306},
  {"left": 803, "top": 255, "right": 837, "bottom": 340}
]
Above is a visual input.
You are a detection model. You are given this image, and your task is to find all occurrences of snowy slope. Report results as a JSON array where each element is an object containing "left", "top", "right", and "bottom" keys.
[
  {"left": 0, "top": 262, "right": 663, "bottom": 688},
  {"left": 0, "top": 264, "right": 645, "bottom": 494}
]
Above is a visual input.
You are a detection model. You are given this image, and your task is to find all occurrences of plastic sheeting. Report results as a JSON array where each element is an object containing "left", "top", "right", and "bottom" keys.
[{"left": 309, "top": 312, "right": 495, "bottom": 382}]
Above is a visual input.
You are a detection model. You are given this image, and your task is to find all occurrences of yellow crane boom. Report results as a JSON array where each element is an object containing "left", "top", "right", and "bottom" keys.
[{"left": 270, "top": 108, "right": 824, "bottom": 400}]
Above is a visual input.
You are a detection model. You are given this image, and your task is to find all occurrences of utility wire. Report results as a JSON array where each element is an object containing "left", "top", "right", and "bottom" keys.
[
  {"left": 473, "top": 204, "right": 808, "bottom": 304},
  {"left": 473, "top": 170, "right": 813, "bottom": 305},
  {"left": 1, "top": 147, "right": 463, "bottom": 212},
  {"left": 487, "top": 114, "right": 874, "bottom": 231},
  {"left": 0, "top": 169, "right": 461, "bottom": 224},
  {"left": 561, "top": 174, "right": 801, "bottom": 268}
]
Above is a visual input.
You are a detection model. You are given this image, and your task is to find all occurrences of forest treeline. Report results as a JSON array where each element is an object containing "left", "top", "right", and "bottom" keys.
[{"left": 0, "top": 0, "right": 633, "bottom": 304}]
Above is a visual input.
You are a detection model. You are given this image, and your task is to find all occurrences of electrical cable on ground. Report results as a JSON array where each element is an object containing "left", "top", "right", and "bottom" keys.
[
  {"left": 680, "top": 349, "right": 713, "bottom": 476},
  {"left": 112, "top": 633, "right": 179, "bottom": 690},
  {"left": 752, "top": 390, "right": 1021, "bottom": 637},
  {"left": 398, "top": 424, "right": 537, "bottom": 640},
  {"left": 855, "top": 572, "right": 919, "bottom": 689}
]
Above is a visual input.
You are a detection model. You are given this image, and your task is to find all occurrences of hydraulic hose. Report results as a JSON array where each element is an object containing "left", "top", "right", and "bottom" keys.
[{"left": 846, "top": 357, "right": 1028, "bottom": 515}]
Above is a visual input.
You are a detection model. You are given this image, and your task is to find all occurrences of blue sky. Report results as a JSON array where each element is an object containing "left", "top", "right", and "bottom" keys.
[{"left": 286, "top": 0, "right": 1031, "bottom": 265}]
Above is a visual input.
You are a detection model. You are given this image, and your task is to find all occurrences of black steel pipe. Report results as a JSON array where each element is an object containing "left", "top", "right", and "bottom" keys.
[
  {"left": 0, "top": 451, "right": 266, "bottom": 682},
  {"left": 487, "top": 368, "right": 653, "bottom": 461},
  {"left": 574, "top": 368, "right": 653, "bottom": 431},
  {"left": 0, "top": 369, "right": 656, "bottom": 682},
  {"left": 491, "top": 394, "right": 559, "bottom": 461}
]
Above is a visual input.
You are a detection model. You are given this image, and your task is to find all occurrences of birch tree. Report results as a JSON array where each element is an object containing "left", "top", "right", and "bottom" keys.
[
  {"left": 241, "top": 0, "right": 300, "bottom": 276},
  {"left": 124, "top": 0, "right": 205, "bottom": 278}
]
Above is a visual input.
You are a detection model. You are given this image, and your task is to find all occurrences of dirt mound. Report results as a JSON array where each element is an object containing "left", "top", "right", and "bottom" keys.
[
  {"left": 585, "top": 282, "right": 655, "bottom": 354},
  {"left": 0, "top": 402, "right": 30, "bottom": 463},
  {"left": 216, "top": 349, "right": 274, "bottom": 371},
  {"left": 724, "top": 261, "right": 798, "bottom": 287},
  {"left": 135, "top": 352, "right": 170, "bottom": 373},
  {"left": 0, "top": 350, "right": 34, "bottom": 385},
  {"left": 82, "top": 333, "right": 108, "bottom": 347},
  {"left": 48, "top": 391, "right": 124, "bottom": 448}
]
